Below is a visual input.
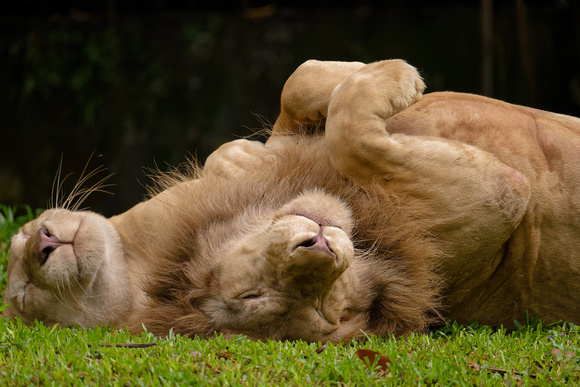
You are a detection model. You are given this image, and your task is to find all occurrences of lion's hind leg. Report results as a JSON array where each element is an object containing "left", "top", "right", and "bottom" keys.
[{"left": 272, "top": 60, "right": 365, "bottom": 135}]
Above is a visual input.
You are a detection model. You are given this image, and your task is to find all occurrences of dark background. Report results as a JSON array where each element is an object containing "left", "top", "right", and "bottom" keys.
[{"left": 1, "top": 0, "right": 579, "bottom": 216}]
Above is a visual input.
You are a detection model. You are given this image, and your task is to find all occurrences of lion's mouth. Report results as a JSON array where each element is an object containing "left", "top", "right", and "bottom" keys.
[{"left": 315, "top": 295, "right": 343, "bottom": 326}]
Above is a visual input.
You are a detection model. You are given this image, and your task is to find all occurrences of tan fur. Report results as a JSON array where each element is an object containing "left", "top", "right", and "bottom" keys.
[
  {"left": 383, "top": 92, "right": 580, "bottom": 326},
  {"left": 3, "top": 209, "right": 137, "bottom": 327},
  {"left": 128, "top": 63, "right": 534, "bottom": 341}
]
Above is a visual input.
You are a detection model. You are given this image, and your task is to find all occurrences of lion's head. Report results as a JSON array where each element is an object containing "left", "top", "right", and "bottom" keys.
[
  {"left": 2, "top": 208, "right": 133, "bottom": 327},
  {"left": 196, "top": 191, "right": 358, "bottom": 342}
]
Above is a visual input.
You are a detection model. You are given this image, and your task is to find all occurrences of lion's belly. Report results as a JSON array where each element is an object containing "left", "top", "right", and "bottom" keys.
[
  {"left": 387, "top": 92, "right": 580, "bottom": 328},
  {"left": 444, "top": 210, "right": 580, "bottom": 329}
]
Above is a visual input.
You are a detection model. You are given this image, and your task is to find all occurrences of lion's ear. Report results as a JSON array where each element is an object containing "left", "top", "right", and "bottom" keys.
[
  {"left": 332, "top": 319, "right": 368, "bottom": 343},
  {"left": 352, "top": 257, "right": 439, "bottom": 338},
  {"left": 171, "top": 307, "right": 217, "bottom": 338}
]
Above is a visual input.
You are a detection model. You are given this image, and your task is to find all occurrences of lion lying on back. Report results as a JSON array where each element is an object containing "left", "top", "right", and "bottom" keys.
[{"left": 4, "top": 59, "right": 580, "bottom": 342}]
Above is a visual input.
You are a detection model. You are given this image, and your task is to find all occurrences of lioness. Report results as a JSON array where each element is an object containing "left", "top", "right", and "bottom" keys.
[
  {"left": 1, "top": 140, "right": 275, "bottom": 327},
  {"left": 4, "top": 60, "right": 517, "bottom": 340}
]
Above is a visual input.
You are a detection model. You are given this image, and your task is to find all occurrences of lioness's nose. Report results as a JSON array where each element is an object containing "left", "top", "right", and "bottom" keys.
[{"left": 38, "top": 227, "right": 66, "bottom": 264}]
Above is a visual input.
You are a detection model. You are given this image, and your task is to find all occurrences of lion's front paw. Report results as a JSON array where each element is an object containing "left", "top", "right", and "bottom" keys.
[
  {"left": 204, "top": 139, "right": 274, "bottom": 179},
  {"left": 325, "top": 60, "right": 425, "bottom": 182},
  {"left": 330, "top": 59, "right": 425, "bottom": 120}
]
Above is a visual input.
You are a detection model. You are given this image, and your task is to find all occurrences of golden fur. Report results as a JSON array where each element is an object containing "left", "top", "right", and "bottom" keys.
[
  {"left": 3, "top": 209, "right": 135, "bottom": 327},
  {"left": 1, "top": 140, "right": 275, "bottom": 328},
  {"left": 381, "top": 92, "right": 580, "bottom": 325}
]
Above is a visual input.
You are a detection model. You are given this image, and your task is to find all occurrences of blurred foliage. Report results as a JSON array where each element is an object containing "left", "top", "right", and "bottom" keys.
[
  {"left": 0, "top": 205, "right": 43, "bottom": 289},
  {"left": 1, "top": 2, "right": 578, "bottom": 215},
  {"left": 0, "top": 205, "right": 43, "bottom": 250}
]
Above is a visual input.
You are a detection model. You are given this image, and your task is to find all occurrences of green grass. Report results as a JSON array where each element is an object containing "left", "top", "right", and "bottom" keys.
[{"left": 1, "top": 205, "right": 579, "bottom": 385}]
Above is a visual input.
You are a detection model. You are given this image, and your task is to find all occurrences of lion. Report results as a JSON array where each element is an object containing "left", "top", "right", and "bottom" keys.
[
  {"left": 270, "top": 59, "right": 580, "bottom": 328},
  {"left": 2, "top": 60, "right": 488, "bottom": 339},
  {"left": 126, "top": 60, "right": 544, "bottom": 341}
]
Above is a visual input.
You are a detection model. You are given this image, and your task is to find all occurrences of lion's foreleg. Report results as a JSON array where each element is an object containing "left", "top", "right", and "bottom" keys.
[{"left": 325, "top": 60, "right": 531, "bottom": 285}]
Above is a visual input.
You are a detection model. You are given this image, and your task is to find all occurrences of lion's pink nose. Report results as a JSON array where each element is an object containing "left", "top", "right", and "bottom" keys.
[
  {"left": 295, "top": 227, "right": 336, "bottom": 258},
  {"left": 38, "top": 227, "right": 66, "bottom": 264}
]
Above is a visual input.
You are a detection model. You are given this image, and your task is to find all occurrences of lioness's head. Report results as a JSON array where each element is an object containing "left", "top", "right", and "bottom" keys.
[{"left": 2, "top": 208, "right": 131, "bottom": 327}]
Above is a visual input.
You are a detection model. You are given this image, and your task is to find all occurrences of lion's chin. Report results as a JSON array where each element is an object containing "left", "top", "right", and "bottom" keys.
[{"left": 277, "top": 189, "right": 354, "bottom": 234}]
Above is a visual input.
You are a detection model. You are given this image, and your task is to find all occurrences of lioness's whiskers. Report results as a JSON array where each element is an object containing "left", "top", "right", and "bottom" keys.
[
  {"left": 50, "top": 155, "right": 75, "bottom": 209},
  {"left": 68, "top": 277, "right": 109, "bottom": 322},
  {"left": 68, "top": 172, "right": 114, "bottom": 212},
  {"left": 50, "top": 155, "right": 62, "bottom": 209},
  {"left": 54, "top": 280, "right": 74, "bottom": 312},
  {"left": 72, "top": 275, "right": 92, "bottom": 298},
  {"left": 64, "top": 166, "right": 113, "bottom": 211},
  {"left": 53, "top": 277, "right": 90, "bottom": 321},
  {"left": 50, "top": 153, "right": 115, "bottom": 211}
]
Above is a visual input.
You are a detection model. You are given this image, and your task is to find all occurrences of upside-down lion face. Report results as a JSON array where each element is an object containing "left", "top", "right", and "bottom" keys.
[
  {"left": 183, "top": 191, "right": 365, "bottom": 342},
  {"left": 2, "top": 209, "right": 129, "bottom": 327}
]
